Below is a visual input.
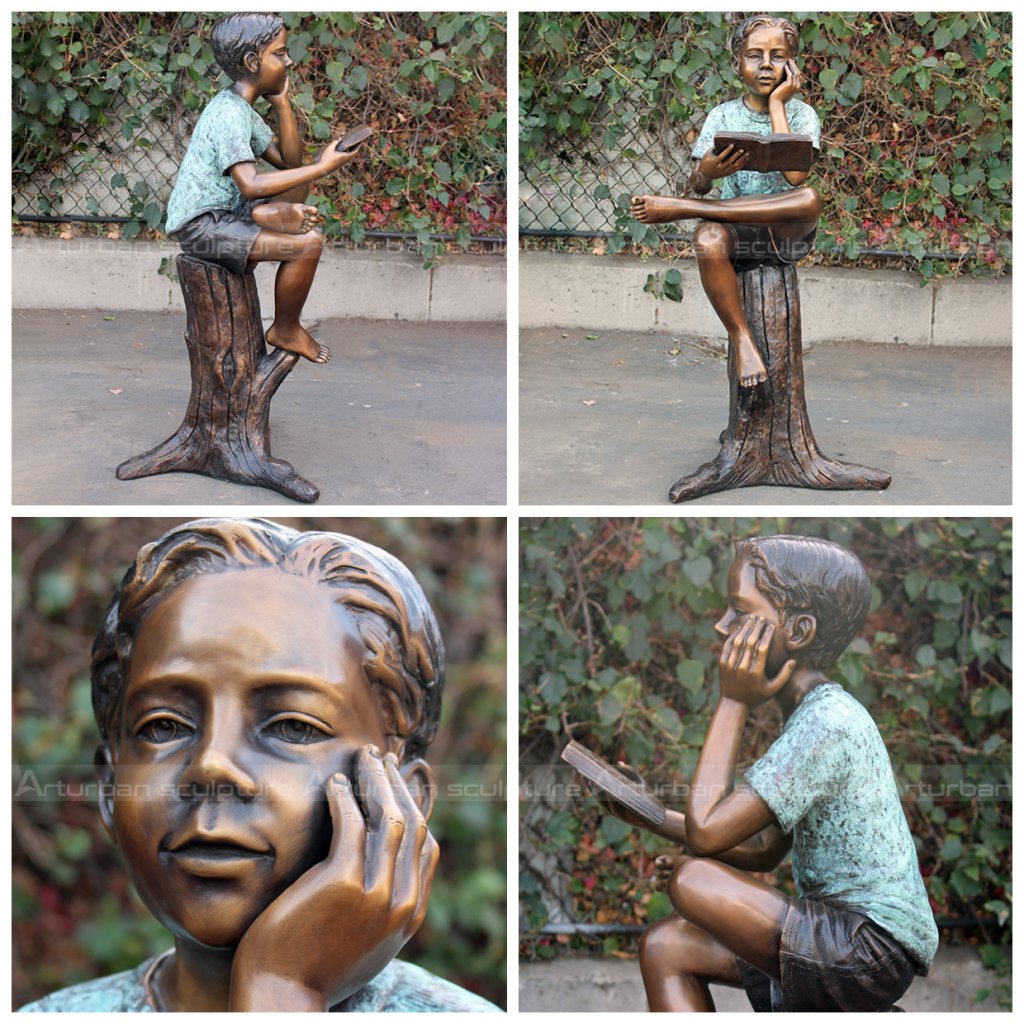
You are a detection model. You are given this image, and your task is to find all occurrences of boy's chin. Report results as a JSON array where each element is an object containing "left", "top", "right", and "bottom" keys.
[{"left": 165, "top": 900, "right": 270, "bottom": 952}]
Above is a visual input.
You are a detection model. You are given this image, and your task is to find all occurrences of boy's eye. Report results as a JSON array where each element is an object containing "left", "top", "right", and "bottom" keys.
[
  {"left": 264, "top": 716, "right": 331, "bottom": 745},
  {"left": 137, "top": 716, "right": 191, "bottom": 744}
]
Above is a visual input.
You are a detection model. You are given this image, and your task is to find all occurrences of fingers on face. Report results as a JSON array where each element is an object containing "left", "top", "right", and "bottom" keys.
[
  {"left": 326, "top": 771, "right": 366, "bottom": 883},
  {"left": 358, "top": 745, "right": 406, "bottom": 896},
  {"left": 384, "top": 753, "right": 430, "bottom": 916}
]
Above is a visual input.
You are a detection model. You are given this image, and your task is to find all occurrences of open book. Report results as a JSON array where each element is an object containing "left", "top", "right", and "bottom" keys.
[
  {"left": 713, "top": 131, "right": 815, "bottom": 173},
  {"left": 561, "top": 739, "right": 667, "bottom": 827},
  {"left": 335, "top": 125, "right": 374, "bottom": 153}
]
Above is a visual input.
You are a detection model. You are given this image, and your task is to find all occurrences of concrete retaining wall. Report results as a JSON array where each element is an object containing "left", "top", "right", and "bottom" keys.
[
  {"left": 519, "top": 252, "right": 1010, "bottom": 346},
  {"left": 12, "top": 238, "right": 506, "bottom": 323}
]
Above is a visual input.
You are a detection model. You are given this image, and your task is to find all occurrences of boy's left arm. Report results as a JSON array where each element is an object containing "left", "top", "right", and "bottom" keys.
[
  {"left": 262, "top": 79, "right": 302, "bottom": 171},
  {"left": 769, "top": 58, "right": 810, "bottom": 186},
  {"left": 685, "top": 616, "right": 794, "bottom": 857}
]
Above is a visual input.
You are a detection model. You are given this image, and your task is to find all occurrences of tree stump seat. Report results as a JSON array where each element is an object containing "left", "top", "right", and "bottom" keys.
[
  {"left": 117, "top": 254, "right": 319, "bottom": 503},
  {"left": 669, "top": 263, "right": 891, "bottom": 503}
]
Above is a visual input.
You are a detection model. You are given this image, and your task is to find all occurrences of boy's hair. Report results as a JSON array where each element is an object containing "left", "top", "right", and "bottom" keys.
[
  {"left": 211, "top": 13, "right": 285, "bottom": 82},
  {"left": 730, "top": 15, "right": 800, "bottom": 62},
  {"left": 92, "top": 519, "right": 444, "bottom": 760},
  {"left": 734, "top": 535, "right": 870, "bottom": 670}
]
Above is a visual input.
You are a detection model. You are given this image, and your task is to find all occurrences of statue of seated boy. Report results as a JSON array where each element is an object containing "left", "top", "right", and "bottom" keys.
[
  {"left": 600, "top": 535, "right": 938, "bottom": 1012},
  {"left": 166, "top": 14, "right": 362, "bottom": 364},
  {"left": 631, "top": 15, "right": 820, "bottom": 388},
  {"left": 19, "top": 519, "right": 500, "bottom": 1013}
]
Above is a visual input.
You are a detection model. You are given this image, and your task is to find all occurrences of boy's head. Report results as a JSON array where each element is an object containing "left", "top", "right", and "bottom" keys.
[
  {"left": 730, "top": 15, "right": 800, "bottom": 64},
  {"left": 729, "top": 535, "right": 870, "bottom": 671},
  {"left": 91, "top": 518, "right": 443, "bottom": 948},
  {"left": 211, "top": 12, "right": 286, "bottom": 83}
]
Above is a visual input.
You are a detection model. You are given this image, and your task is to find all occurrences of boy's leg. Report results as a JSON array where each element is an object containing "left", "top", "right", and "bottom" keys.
[
  {"left": 666, "top": 855, "right": 790, "bottom": 978},
  {"left": 692, "top": 222, "right": 766, "bottom": 387},
  {"left": 639, "top": 913, "right": 744, "bottom": 1011},
  {"left": 247, "top": 228, "right": 330, "bottom": 364},
  {"left": 634, "top": 186, "right": 820, "bottom": 226},
  {"left": 252, "top": 201, "right": 322, "bottom": 235}
]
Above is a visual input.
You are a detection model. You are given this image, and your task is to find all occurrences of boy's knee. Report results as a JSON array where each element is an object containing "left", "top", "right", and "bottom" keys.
[
  {"left": 299, "top": 228, "right": 324, "bottom": 257},
  {"left": 667, "top": 855, "right": 714, "bottom": 917},
  {"left": 639, "top": 917, "right": 683, "bottom": 971},
  {"left": 798, "top": 186, "right": 821, "bottom": 218},
  {"left": 693, "top": 221, "right": 731, "bottom": 258}
]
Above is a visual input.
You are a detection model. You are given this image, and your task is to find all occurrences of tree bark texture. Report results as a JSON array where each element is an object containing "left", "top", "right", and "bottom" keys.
[
  {"left": 117, "top": 255, "right": 319, "bottom": 503},
  {"left": 669, "top": 263, "right": 891, "bottom": 503}
]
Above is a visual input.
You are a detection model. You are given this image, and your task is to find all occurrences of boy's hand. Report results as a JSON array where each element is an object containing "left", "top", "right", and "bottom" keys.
[
  {"left": 229, "top": 745, "right": 437, "bottom": 1011},
  {"left": 595, "top": 760, "right": 656, "bottom": 830},
  {"left": 770, "top": 59, "right": 803, "bottom": 105},
  {"left": 318, "top": 140, "right": 361, "bottom": 173},
  {"left": 700, "top": 144, "right": 750, "bottom": 181},
  {"left": 267, "top": 75, "right": 291, "bottom": 106},
  {"left": 718, "top": 615, "right": 795, "bottom": 708}
]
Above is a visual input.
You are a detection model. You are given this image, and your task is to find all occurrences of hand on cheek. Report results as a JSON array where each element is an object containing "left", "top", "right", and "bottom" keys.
[{"left": 229, "top": 744, "right": 438, "bottom": 1011}]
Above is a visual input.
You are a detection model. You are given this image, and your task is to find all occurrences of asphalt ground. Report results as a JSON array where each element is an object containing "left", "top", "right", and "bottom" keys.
[
  {"left": 519, "top": 329, "right": 1011, "bottom": 506},
  {"left": 14, "top": 310, "right": 506, "bottom": 506}
]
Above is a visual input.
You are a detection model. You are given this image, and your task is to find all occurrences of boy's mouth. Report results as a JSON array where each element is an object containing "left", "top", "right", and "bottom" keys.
[
  {"left": 164, "top": 835, "right": 273, "bottom": 878},
  {"left": 165, "top": 832, "right": 272, "bottom": 857}
]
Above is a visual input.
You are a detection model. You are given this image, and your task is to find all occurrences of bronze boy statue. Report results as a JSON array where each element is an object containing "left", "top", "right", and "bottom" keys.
[
  {"left": 632, "top": 15, "right": 819, "bottom": 389},
  {"left": 599, "top": 535, "right": 937, "bottom": 1012},
  {"left": 19, "top": 519, "right": 499, "bottom": 1012},
  {"left": 166, "top": 14, "right": 362, "bottom": 364}
]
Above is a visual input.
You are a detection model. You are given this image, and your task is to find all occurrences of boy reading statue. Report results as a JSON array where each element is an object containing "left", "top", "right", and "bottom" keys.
[
  {"left": 166, "top": 14, "right": 363, "bottom": 365},
  {"left": 19, "top": 519, "right": 499, "bottom": 1012},
  {"left": 596, "top": 535, "right": 938, "bottom": 1012},
  {"left": 631, "top": 15, "right": 820, "bottom": 388}
]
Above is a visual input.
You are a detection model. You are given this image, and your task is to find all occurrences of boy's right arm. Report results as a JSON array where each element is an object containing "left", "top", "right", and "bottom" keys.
[{"left": 229, "top": 141, "right": 359, "bottom": 202}]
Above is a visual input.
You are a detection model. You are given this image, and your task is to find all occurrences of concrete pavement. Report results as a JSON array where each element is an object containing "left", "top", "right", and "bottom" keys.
[
  {"left": 14, "top": 310, "right": 505, "bottom": 505},
  {"left": 518, "top": 947, "right": 1009, "bottom": 1012},
  {"left": 519, "top": 329, "right": 1010, "bottom": 505}
]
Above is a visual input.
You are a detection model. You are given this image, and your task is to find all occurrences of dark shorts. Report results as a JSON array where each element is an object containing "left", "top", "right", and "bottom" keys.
[
  {"left": 737, "top": 898, "right": 921, "bottom": 1012},
  {"left": 726, "top": 221, "right": 817, "bottom": 273},
  {"left": 172, "top": 208, "right": 261, "bottom": 276}
]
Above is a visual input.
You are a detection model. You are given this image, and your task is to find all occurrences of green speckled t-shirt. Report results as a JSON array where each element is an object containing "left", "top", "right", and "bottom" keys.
[
  {"left": 691, "top": 97, "right": 820, "bottom": 199},
  {"left": 165, "top": 88, "right": 274, "bottom": 234},
  {"left": 18, "top": 953, "right": 501, "bottom": 1012},
  {"left": 745, "top": 682, "right": 939, "bottom": 970}
]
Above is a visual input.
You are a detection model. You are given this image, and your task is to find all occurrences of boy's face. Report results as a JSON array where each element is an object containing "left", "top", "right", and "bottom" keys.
[
  {"left": 715, "top": 557, "right": 790, "bottom": 676},
  {"left": 102, "top": 568, "right": 388, "bottom": 950},
  {"left": 252, "top": 26, "right": 293, "bottom": 95},
  {"left": 737, "top": 24, "right": 794, "bottom": 99}
]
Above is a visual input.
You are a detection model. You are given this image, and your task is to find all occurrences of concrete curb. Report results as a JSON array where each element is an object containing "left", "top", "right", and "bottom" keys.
[
  {"left": 12, "top": 237, "right": 506, "bottom": 324},
  {"left": 518, "top": 947, "right": 1009, "bottom": 1013},
  {"left": 519, "top": 252, "right": 1009, "bottom": 346}
]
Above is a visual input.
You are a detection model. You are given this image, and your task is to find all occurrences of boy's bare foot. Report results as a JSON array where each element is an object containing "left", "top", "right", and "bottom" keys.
[
  {"left": 265, "top": 321, "right": 331, "bottom": 364},
  {"left": 252, "top": 202, "right": 323, "bottom": 235},
  {"left": 654, "top": 854, "right": 686, "bottom": 890},
  {"left": 631, "top": 195, "right": 690, "bottom": 224},
  {"left": 733, "top": 334, "right": 767, "bottom": 387}
]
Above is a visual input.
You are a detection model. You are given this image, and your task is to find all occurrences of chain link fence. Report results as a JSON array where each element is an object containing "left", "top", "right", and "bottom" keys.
[
  {"left": 519, "top": 101, "right": 696, "bottom": 240},
  {"left": 14, "top": 85, "right": 191, "bottom": 224}
]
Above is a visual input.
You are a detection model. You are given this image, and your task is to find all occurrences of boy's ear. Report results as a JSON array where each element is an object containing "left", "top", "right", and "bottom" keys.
[
  {"left": 785, "top": 613, "right": 817, "bottom": 652},
  {"left": 94, "top": 743, "right": 116, "bottom": 840},
  {"left": 243, "top": 50, "right": 260, "bottom": 75},
  {"left": 399, "top": 757, "right": 437, "bottom": 822}
]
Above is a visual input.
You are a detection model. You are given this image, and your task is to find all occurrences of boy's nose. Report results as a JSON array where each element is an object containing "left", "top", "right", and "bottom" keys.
[
  {"left": 180, "top": 740, "right": 258, "bottom": 801},
  {"left": 714, "top": 611, "right": 733, "bottom": 638}
]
